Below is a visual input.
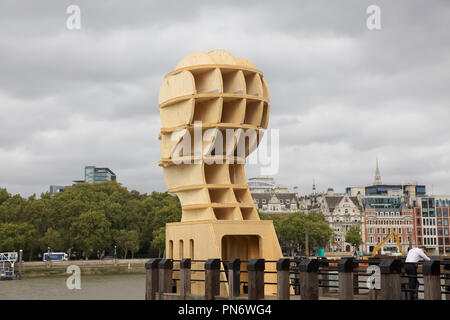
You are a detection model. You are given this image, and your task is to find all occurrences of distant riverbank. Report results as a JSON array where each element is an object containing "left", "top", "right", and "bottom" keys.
[
  {"left": 0, "top": 273, "right": 145, "bottom": 299},
  {"left": 21, "top": 258, "right": 148, "bottom": 278}
]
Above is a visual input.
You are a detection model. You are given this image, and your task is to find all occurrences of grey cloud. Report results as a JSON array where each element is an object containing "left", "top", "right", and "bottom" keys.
[{"left": 0, "top": 0, "right": 449, "bottom": 197}]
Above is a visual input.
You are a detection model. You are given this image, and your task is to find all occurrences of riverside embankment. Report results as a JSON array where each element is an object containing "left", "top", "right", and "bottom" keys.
[{"left": 21, "top": 258, "right": 148, "bottom": 278}]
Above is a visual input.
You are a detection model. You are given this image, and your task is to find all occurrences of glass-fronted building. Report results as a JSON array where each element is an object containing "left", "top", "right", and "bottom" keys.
[
  {"left": 84, "top": 166, "right": 116, "bottom": 183},
  {"left": 363, "top": 184, "right": 426, "bottom": 197}
]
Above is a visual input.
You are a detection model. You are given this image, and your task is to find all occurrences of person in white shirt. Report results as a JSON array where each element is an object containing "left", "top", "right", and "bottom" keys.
[{"left": 404, "top": 246, "right": 430, "bottom": 300}]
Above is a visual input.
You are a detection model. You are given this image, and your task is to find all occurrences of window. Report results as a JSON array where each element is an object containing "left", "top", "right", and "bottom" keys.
[
  {"left": 286, "top": 199, "right": 290, "bottom": 204},
  {"left": 279, "top": 199, "right": 284, "bottom": 204},
  {"left": 444, "top": 219, "right": 449, "bottom": 226},
  {"left": 189, "top": 239, "right": 194, "bottom": 259},
  {"left": 168, "top": 240, "right": 173, "bottom": 259},
  {"left": 179, "top": 240, "right": 184, "bottom": 259},
  {"left": 262, "top": 199, "right": 266, "bottom": 204}
]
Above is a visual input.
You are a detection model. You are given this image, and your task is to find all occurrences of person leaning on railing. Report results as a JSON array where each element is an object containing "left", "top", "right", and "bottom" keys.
[{"left": 404, "top": 246, "right": 431, "bottom": 300}]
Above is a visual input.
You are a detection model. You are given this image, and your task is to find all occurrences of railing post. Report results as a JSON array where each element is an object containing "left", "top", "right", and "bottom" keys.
[
  {"left": 180, "top": 258, "right": 191, "bottom": 298},
  {"left": 380, "top": 259, "right": 402, "bottom": 300},
  {"left": 338, "top": 258, "right": 354, "bottom": 300},
  {"left": 18, "top": 249, "right": 23, "bottom": 280},
  {"left": 248, "top": 259, "right": 265, "bottom": 300},
  {"left": 205, "top": 259, "right": 220, "bottom": 300},
  {"left": 444, "top": 259, "right": 450, "bottom": 301},
  {"left": 228, "top": 259, "right": 241, "bottom": 299},
  {"left": 400, "top": 260, "right": 409, "bottom": 300},
  {"left": 158, "top": 259, "right": 173, "bottom": 300},
  {"left": 423, "top": 260, "right": 441, "bottom": 300},
  {"left": 145, "top": 258, "right": 160, "bottom": 300},
  {"left": 353, "top": 261, "right": 359, "bottom": 295},
  {"left": 318, "top": 258, "right": 329, "bottom": 296},
  {"left": 276, "top": 258, "right": 290, "bottom": 300},
  {"left": 299, "top": 258, "right": 319, "bottom": 300}
]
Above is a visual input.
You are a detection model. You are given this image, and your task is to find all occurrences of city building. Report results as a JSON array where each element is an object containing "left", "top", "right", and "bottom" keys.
[
  {"left": 249, "top": 177, "right": 299, "bottom": 213},
  {"left": 50, "top": 166, "right": 117, "bottom": 195},
  {"left": 316, "top": 189, "right": 364, "bottom": 253},
  {"left": 49, "top": 185, "right": 68, "bottom": 195},
  {"left": 298, "top": 181, "right": 321, "bottom": 212},
  {"left": 412, "top": 196, "right": 450, "bottom": 255},
  {"left": 435, "top": 196, "right": 450, "bottom": 255},
  {"left": 73, "top": 166, "right": 117, "bottom": 184},
  {"left": 346, "top": 160, "right": 426, "bottom": 204},
  {"left": 362, "top": 196, "right": 414, "bottom": 254}
]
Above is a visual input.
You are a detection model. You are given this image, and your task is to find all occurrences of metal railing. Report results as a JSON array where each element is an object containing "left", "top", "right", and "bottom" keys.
[{"left": 145, "top": 257, "right": 450, "bottom": 300}]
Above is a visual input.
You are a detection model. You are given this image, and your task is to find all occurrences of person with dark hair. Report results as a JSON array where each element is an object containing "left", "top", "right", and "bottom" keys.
[{"left": 404, "top": 246, "right": 430, "bottom": 300}]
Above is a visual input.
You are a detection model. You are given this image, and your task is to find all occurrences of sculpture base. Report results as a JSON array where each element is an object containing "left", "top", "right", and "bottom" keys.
[{"left": 166, "top": 220, "right": 283, "bottom": 296}]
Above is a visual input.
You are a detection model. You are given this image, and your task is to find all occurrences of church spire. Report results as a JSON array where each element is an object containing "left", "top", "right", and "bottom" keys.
[{"left": 374, "top": 158, "right": 382, "bottom": 185}]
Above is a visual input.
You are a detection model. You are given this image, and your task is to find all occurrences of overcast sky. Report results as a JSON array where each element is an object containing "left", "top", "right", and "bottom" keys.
[{"left": 1, "top": 0, "right": 449, "bottom": 197}]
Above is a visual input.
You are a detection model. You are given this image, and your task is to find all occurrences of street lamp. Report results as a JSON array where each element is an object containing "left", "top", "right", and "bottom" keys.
[{"left": 114, "top": 245, "right": 117, "bottom": 260}]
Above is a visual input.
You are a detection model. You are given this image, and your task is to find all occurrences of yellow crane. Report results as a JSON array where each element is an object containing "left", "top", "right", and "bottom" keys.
[{"left": 370, "top": 231, "right": 405, "bottom": 258}]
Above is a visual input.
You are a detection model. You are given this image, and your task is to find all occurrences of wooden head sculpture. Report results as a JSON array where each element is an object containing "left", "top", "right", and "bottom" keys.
[
  {"left": 158, "top": 50, "right": 281, "bottom": 295},
  {"left": 158, "top": 50, "right": 270, "bottom": 222}
]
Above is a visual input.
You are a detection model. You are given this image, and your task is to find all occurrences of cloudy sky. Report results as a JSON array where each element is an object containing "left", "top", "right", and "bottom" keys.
[{"left": 1, "top": 0, "right": 449, "bottom": 197}]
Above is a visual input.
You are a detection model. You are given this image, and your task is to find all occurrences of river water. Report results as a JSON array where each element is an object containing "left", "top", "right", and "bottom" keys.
[{"left": 0, "top": 274, "right": 146, "bottom": 300}]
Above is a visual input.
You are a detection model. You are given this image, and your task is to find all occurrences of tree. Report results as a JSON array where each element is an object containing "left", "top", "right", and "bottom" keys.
[
  {"left": 70, "top": 210, "right": 111, "bottom": 259},
  {"left": 150, "top": 227, "right": 166, "bottom": 258},
  {"left": 263, "top": 211, "right": 333, "bottom": 256},
  {"left": 40, "top": 228, "right": 64, "bottom": 252},
  {"left": 115, "top": 229, "right": 140, "bottom": 259},
  {"left": 0, "top": 222, "right": 38, "bottom": 260},
  {"left": 345, "top": 225, "right": 363, "bottom": 254},
  {"left": 0, "top": 188, "right": 10, "bottom": 206},
  {"left": 0, "top": 182, "right": 182, "bottom": 260}
]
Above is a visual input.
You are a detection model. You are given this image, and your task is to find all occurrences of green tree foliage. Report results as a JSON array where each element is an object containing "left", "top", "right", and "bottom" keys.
[
  {"left": 260, "top": 210, "right": 333, "bottom": 256},
  {"left": 0, "top": 182, "right": 181, "bottom": 260},
  {"left": 71, "top": 210, "right": 112, "bottom": 259},
  {"left": 0, "top": 222, "right": 37, "bottom": 259},
  {"left": 345, "top": 225, "right": 363, "bottom": 251},
  {"left": 40, "top": 228, "right": 64, "bottom": 252},
  {"left": 150, "top": 227, "right": 166, "bottom": 258},
  {"left": 115, "top": 229, "right": 140, "bottom": 259}
]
